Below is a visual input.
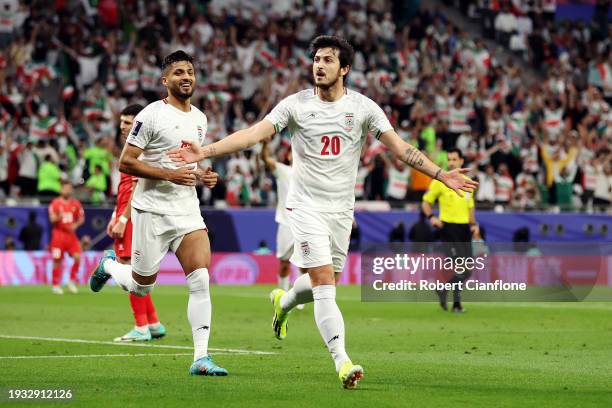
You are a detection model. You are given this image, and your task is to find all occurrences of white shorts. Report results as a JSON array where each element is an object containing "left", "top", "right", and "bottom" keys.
[
  {"left": 131, "top": 208, "right": 207, "bottom": 276},
  {"left": 276, "top": 223, "right": 294, "bottom": 261},
  {"left": 287, "top": 207, "right": 353, "bottom": 274}
]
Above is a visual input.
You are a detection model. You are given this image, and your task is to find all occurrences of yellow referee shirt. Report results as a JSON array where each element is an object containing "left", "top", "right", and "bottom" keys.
[{"left": 422, "top": 179, "right": 474, "bottom": 224}]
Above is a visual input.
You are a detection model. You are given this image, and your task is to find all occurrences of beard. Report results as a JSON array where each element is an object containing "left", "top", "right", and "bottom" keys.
[
  {"left": 314, "top": 71, "right": 341, "bottom": 91},
  {"left": 169, "top": 83, "right": 194, "bottom": 100}
]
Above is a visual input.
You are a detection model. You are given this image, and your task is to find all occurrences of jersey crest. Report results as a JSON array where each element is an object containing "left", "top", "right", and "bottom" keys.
[{"left": 344, "top": 113, "right": 354, "bottom": 131}]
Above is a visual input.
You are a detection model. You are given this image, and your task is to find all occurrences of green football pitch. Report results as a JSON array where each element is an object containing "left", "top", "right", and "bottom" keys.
[{"left": 1, "top": 285, "right": 611, "bottom": 407}]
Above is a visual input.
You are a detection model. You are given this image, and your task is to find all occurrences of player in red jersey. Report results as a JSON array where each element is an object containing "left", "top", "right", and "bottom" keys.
[
  {"left": 49, "top": 181, "right": 85, "bottom": 294},
  {"left": 107, "top": 104, "right": 166, "bottom": 341}
]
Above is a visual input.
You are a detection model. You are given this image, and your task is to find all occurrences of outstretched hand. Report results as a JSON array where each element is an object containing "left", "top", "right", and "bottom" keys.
[
  {"left": 438, "top": 168, "right": 478, "bottom": 197},
  {"left": 168, "top": 140, "right": 204, "bottom": 166}
]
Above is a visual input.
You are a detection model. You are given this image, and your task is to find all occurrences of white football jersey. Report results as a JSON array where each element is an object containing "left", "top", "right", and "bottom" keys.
[
  {"left": 265, "top": 88, "right": 393, "bottom": 212},
  {"left": 126, "top": 99, "right": 207, "bottom": 215},
  {"left": 273, "top": 162, "right": 292, "bottom": 225}
]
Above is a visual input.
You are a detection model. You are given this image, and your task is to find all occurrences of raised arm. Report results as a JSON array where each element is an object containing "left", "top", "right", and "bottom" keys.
[
  {"left": 379, "top": 129, "right": 478, "bottom": 195},
  {"left": 169, "top": 119, "right": 276, "bottom": 164},
  {"left": 119, "top": 143, "right": 197, "bottom": 186}
]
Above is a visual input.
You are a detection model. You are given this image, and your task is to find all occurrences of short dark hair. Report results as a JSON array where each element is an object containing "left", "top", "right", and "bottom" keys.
[
  {"left": 161, "top": 50, "right": 194, "bottom": 72},
  {"left": 447, "top": 148, "right": 464, "bottom": 159},
  {"left": 309, "top": 35, "right": 354, "bottom": 71},
  {"left": 120, "top": 104, "right": 144, "bottom": 117}
]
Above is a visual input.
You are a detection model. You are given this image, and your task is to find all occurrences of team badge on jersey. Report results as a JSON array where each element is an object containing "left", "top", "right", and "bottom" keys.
[
  {"left": 300, "top": 241, "right": 310, "bottom": 257},
  {"left": 344, "top": 113, "right": 354, "bottom": 130}
]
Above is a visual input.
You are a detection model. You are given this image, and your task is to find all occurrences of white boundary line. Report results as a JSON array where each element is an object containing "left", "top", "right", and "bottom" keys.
[
  {"left": 0, "top": 353, "right": 194, "bottom": 360},
  {"left": 0, "top": 335, "right": 276, "bottom": 355}
]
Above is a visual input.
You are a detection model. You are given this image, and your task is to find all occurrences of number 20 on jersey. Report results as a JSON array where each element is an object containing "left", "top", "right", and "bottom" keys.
[{"left": 320, "top": 135, "right": 340, "bottom": 156}]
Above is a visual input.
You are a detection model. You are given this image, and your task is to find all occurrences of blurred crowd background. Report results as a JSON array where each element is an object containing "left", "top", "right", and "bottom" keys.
[{"left": 0, "top": 0, "right": 610, "bottom": 212}]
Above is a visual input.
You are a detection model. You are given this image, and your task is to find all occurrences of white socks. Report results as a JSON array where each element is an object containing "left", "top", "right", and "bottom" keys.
[
  {"left": 187, "top": 268, "right": 212, "bottom": 361},
  {"left": 278, "top": 276, "right": 290, "bottom": 291},
  {"left": 280, "top": 273, "right": 313, "bottom": 312},
  {"left": 103, "top": 259, "right": 134, "bottom": 292},
  {"left": 313, "top": 285, "right": 350, "bottom": 372}
]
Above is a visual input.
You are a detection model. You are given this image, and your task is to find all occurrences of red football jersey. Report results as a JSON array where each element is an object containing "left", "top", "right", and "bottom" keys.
[
  {"left": 49, "top": 197, "right": 84, "bottom": 232},
  {"left": 115, "top": 172, "right": 137, "bottom": 216}
]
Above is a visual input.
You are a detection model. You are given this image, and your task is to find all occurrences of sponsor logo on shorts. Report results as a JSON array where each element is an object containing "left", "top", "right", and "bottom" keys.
[
  {"left": 134, "top": 249, "right": 141, "bottom": 264},
  {"left": 300, "top": 241, "right": 310, "bottom": 256}
]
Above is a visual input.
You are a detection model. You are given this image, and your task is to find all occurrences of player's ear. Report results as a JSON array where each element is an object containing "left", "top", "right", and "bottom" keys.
[
  {"left": 161, "top": 75, "right": 168, "bottom": 87},
  {"left": 341, "top": 65, "right": 350, "bottom": 78}
]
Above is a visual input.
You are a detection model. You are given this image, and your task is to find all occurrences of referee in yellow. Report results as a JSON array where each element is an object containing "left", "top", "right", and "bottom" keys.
[{"left": 422, "top": 148, "right": 479, "bottom": 313}]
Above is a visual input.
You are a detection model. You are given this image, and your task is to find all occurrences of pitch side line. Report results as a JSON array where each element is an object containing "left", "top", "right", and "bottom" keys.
[
  {"left": 0, "top": 353, "right": 194, "bottom": 360},
  {"left": 0, "top": 335, "right": 276, "bottom": 355}
]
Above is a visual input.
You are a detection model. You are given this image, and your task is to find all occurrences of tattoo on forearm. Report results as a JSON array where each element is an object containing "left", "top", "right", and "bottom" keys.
[
  {"left": 434, "top": 168, "right": 442, "bottom": 180},
  {"left": 402, "top": 147, "right": 424, "bottom": 168},
  {"left": 206, "top": 146, "right": 217, "bottom": 157}
]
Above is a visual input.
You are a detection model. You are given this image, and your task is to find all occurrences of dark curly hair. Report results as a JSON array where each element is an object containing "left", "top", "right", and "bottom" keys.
[
  {"left": 161, "top": 50, "right": 194, "bottom": 73},
  {"left": 309, "top": 35, "right": 354, "bottom": 73}
]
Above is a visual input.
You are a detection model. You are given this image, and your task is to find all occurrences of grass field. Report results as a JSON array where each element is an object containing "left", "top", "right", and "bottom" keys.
[{"left": 1, "top": 285, "right": 612, "bottom": 407}]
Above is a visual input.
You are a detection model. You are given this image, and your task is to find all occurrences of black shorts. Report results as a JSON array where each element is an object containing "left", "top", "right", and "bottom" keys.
[{"left": 440, "top": 222, "right": 472, "bottom": 258}]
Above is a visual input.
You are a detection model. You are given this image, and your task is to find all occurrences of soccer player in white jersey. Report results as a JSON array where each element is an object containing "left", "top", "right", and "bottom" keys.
[
  {"left": 260, "top": 139, "right": 296, "bottom": 292},
  {"left": 89, "top": 51, "right": 228, "bottom": 376},
  {"left": 170, "top": 36, "right": 478, "bottom": 388}
]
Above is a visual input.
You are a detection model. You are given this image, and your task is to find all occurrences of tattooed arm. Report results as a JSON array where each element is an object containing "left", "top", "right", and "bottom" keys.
[
  {"left": 378, "top": 130, "right": 442, "bottom": 179},
  {"left": 378, "top": 129, "right": 478, "bottom": 195}
]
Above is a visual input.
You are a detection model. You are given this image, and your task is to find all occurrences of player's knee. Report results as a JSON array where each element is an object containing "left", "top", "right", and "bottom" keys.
[
  {"left": 131, "top": 279, "right": 155, "bottom": 297},
  {"left": 186, "top": 268, "right": 209, "bottom": 294},
  {"left": 309, "top": 266, "right": 335, "bottom": 286}
]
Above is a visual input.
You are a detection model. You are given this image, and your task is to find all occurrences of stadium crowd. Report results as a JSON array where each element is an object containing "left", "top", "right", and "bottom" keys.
[{"left": 0, "top": 0, "right": 610, "bottom": 212}]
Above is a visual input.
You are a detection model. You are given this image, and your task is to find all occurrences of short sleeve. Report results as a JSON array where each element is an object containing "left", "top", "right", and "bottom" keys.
[
  {"left": 467, "top": 191, "right": 475, "bottom": 209},
  {"left": 126, "top": 108, "right": 154, "bottom": 149},
  {"left": 366, "top": 99, "right": 393, "bottom": 139},
  {"left": 49, "top": 199, "right": 58, "bottom": 213},
  {"left": 422, "top": 179, "right": 442, "bottom": 204},
  {"left": 75, "top": 201, "right": 84, "bottom": 218},
  {"left": 265, "top": 95, "right": 294, "bottom": 134}
]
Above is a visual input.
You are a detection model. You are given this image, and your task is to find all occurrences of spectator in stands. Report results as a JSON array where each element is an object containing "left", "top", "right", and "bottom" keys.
[
  {"left": 593, "top": 159, "right": 612, "bottom": 210},
  {"left": 494, "top": 163, "right": 514, "bottom": 205},
  {"left": 476, "top": 164, "right": 496, "bottom": 207},
  {"left": 37, "top": 154, "right": 61, "bottom": 199},
  {"left": 85, "top": 164, "right": 107, "bottom": 204},
  {"left": 0, "top": 136, "right": 9, "bottom": 197},
  {"left": 18, "top": 210, "right": 42, "bottom": 250},
  {"left": 494, "top": 5, "right": 518, "bottom": 46},
  {"left": 17, "top": 141, "right": 37, "bottom": 197}
]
